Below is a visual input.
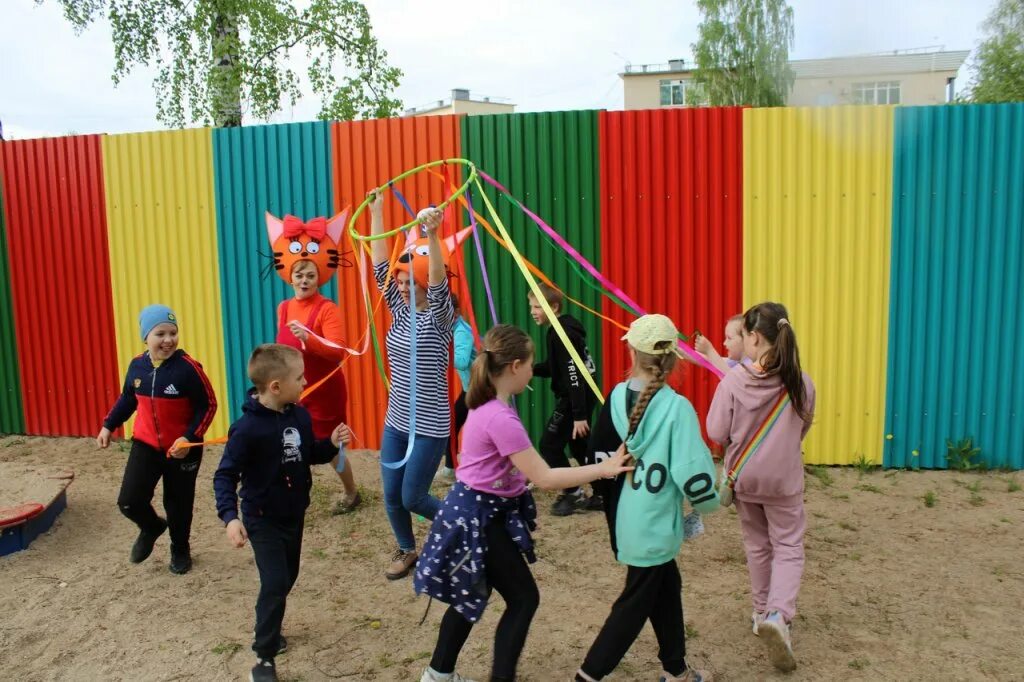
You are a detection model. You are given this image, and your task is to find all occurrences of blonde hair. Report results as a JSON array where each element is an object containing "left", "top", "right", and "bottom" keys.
[
  {"left": 467, "top": 325, "right": 534, "bottom": 409},
  {"left": 527, "top": 282, "right": 563, "bottom": 313},
  {"left": 627, "top": 340, "right": 679, "bottom": 437},
  {"left": 248, "top": 343, "right": 302, "bottom": 392}
]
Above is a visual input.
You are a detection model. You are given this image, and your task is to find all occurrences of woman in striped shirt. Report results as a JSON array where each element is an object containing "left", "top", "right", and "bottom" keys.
[{"left": 370, "top": 191, "right": 456, "bottom": 580}]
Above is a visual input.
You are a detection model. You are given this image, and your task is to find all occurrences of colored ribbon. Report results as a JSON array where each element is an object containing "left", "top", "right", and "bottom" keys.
[
  {"left": 472, "top": 176, "right": 605, "bottom": 404},
  {"left": 476, "top": 170, "right": 723, "bottom": 379}
]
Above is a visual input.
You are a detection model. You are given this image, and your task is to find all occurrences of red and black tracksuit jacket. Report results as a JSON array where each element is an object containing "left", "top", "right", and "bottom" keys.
[{"left": 103, "top": 349, "right": 217, "bottom": 451}]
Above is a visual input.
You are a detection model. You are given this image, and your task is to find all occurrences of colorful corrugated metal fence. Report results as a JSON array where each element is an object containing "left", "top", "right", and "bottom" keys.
[
  {"left": 0, "top": 180, "right": 25, "bottom": 433},
  {"left": 461, "top": 111, "right": 602, "bottom": 440},
  {"left": 744, "top": 106, "right": 894, "bottom": 465},
  {"left": 0, "top": 104, "right": 1022, "bottom": 469},
  {"left": 0, "top": 136, "right": 120, "bottom": 436},
  {"left": 102, "top": 129, "right": 231, "bottom": 439},
  {"left": 886, "top": 103, "right": 1024, "bottom": 469},
  {"left": 600, "top": 108, "right": 744, "bottom": 438},
  {"left": 213, "top": 122, "right": 336, "bottom": 422}
]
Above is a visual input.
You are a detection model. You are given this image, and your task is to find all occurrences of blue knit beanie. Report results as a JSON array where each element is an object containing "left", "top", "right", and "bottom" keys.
[{"left": 139, "top": 304, "right": 178, "bottom": 341}]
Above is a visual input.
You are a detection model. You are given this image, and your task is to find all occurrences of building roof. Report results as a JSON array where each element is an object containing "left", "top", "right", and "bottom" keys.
[
  {"left": 622, "top": 49, "right": 970, "bottom": 79},
  {"left": 789, "top": 50, "right": 970, "bottom": 78}
]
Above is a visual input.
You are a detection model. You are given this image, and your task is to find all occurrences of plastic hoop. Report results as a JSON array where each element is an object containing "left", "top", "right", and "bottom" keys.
[{"left": 348, "top": 158, "right": 478, "bottom": 241}]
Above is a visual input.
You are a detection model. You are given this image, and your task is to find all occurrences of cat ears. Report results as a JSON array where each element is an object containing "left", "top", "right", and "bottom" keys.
[
  {"left": 265, "top": 209, "right": 350, "bottom": 245},
  {"left": 444, "top": 225, "right": 474, "bottom": 253}
]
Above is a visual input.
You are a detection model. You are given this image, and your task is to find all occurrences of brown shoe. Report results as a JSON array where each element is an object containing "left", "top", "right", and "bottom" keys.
[{"left": 385, "top": 548, "right": 418, "bottom": 580}]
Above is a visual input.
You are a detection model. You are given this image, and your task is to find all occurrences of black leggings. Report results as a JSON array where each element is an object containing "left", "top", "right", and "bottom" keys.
[
  {"left": 117, "top": 439, "right": 202, "bottom": 548},
  {"left": 429, "top": 519, "right": 540, "bottom": 681},
  {"left": 580, "top": 560, "right": 687, "bottom": 679}
]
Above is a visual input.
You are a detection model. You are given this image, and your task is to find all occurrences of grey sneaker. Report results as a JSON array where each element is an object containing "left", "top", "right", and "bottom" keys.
[{"left": 759, "top": 611, "right": 797, "bottom": 672}]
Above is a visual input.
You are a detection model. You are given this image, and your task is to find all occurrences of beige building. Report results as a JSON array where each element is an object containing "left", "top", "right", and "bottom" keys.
[
  {"left": 404, "top": 89, "right": 515, "bottom": 117},
  {"left": 622, "top": 49, "right": 970, "bottom": 109}
]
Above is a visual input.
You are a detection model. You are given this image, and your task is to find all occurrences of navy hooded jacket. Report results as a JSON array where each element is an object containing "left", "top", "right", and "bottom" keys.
[{"left": 213, "top": 393, "right": 339, "bottom": 523}]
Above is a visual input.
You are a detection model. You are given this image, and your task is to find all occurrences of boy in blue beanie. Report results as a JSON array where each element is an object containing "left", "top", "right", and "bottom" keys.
[{"left": 97, "top": 304, "right": 218, "bottom": 574}]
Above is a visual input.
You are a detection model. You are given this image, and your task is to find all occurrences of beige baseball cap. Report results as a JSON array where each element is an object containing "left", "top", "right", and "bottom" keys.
[{"left": 621, "top": 314, "right": 685, "bottom": 358}]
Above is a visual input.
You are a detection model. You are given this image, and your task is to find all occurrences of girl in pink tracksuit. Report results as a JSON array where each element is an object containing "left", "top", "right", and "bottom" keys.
[{"left": 706, "top": 302, "right": 815, "bottom": 673}]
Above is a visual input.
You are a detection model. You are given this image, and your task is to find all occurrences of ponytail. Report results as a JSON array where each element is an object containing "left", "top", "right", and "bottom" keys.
[
  {"left": 466, "top": 324, "right": 534, "bottom": 409},
  {"left": 743, "top": 302, "right": 811, "bottom": 422}
]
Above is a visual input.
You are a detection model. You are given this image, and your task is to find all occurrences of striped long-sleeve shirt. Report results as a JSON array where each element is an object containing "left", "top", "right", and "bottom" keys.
[{"left": 375, "top": 260, "right": 455, "bottom": 438}]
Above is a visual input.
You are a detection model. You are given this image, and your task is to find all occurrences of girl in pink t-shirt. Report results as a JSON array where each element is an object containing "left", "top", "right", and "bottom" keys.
[{"left": 414, "top": 324, "right": 632, "bottom": 682}]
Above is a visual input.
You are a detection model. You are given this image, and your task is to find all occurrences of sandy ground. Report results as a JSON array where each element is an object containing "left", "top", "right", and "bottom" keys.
[{"left": 0, "top": 434, "right": 1022, "bottom": 682}]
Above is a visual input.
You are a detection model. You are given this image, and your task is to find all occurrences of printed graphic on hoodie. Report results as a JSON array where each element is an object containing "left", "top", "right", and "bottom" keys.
[{"left": 282, "top": 427, "right": 302, "bottom": 463}]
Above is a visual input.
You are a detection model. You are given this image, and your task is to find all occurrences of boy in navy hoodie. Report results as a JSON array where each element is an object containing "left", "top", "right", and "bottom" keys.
[{"left": 214, "top": 343, "right": 350, "bottom": 682}]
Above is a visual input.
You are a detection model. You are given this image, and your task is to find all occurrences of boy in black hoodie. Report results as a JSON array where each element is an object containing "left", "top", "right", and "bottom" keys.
[
  {"left": 214, "top": 344, "right": 350, "bottom": 682},
  {"left": 528, "top": 282, "right": 602, "bottom": 516}
]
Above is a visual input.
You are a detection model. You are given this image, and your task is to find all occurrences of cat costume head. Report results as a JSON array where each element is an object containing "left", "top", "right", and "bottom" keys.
[
  {"left": 265, "top": 211, "right": 349, "bottom": 286},
  {"left": 394, "top": 224, "right": 475, "bottom": 291}
]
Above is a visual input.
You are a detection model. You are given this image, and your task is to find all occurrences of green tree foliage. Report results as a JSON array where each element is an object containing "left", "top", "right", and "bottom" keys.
[
  {"left": 965, "top": 0, "right": 1024, "bottom": 103},
  {"left": 45, "top": 0, "right": 403, "bottom": 127},
  {"left": 691, "top": 0, "right": 795, "bottom": 106}
]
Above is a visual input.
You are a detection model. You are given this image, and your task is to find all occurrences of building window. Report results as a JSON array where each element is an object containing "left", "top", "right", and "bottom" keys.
[
  {"left": 852, "top": 81, "right": 901, "bottom": 105},
  {"left": 660, "top": 79, "right": 691, "bottom": 106}
]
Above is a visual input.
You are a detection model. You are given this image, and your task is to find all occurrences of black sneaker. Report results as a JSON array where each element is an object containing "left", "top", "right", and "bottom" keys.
[
  {"left": 250, "top": 658, "right": 278, "bottom": 682},
  {"left": 129, "top": 518, "right": 168, "bottom": 564},
  {"left": 168, "top": 544, "right": 192, "bottom": 574},
  {"left": 581, "top": 494, "right": 604, "bottom": 512},
  {"left": 277, "top": 635, "right": 287, "bottom": 655},
  {"left": 551, "top": 493, "right": 577, "bottom": 517}
]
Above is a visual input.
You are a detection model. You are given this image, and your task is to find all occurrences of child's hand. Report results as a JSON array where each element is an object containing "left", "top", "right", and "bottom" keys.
[
  {"left": 368, "top": 189, "right": 384, "bottom": 215},
  {"left": 331, "top": 423, "right": 351, "bottom": 448},
  {"left": 417, "top": 207, "right": 443, "bottom": 233},
  {"left": 597, "top": 443, "right": 635, "bottom": 478},
  {"left": 96, "top": 427, "right": 112, "bottom": 449},
  {"left": 167, "top": 437, "right": 189, "bottom": 459},
  {"left": 694, "top": 333, "right": 715, "bottom": 357},
  {"left": 226, "top": 519, "right": 248, "bottom": 548},
  {"left": 572, "top": 420, "right": 590, "bottom": 439},
  {"left": 287, "top": 321, "right": 309, "bottom": 342}
]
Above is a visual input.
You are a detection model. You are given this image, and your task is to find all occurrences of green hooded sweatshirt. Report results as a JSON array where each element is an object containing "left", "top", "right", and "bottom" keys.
[{"left": 608, "top": 382, "right": 720, "bottom": 567}]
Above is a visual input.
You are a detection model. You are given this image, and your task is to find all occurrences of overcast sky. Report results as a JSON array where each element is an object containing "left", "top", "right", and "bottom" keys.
[{"left": 0, "top": 0, "right": 995, "bottom": 139}]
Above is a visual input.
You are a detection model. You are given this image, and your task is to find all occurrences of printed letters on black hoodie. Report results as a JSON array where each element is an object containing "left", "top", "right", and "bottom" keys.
[{"left": 533, "top": 313, "right": 597, "bottom": 420}]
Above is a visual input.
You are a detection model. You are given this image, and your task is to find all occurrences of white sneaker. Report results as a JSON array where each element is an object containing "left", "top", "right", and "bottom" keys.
[
  {"left": 758, "top": 611, "right": 797, "bottom": 672},
  {"left": 420, "top": 667, "right": 477, "bottom": 682},
  {"left": 751, "top": 610, "right": 766, "bottom": 636}
]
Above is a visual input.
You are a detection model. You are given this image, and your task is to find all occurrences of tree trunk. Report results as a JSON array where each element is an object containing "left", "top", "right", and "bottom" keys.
[{"left": 211, "top": 6, "right": 242, "bottom": 127}]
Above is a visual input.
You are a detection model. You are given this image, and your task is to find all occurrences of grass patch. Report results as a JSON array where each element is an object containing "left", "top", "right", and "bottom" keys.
[
  {"left": 807, "top": 466, "right": 833, "bottom": 487},
  {"left": 848, "top": 659, "right": 869, "bottom": 670},
  {"left": 685, "top": 623, "right": 699, "bottom": 639},
  {"left": 2, "top": 438, "right": 26, "bottom": 448},
  {"left": 1007, "top": 479, "right": 1021, "bottom": 493},
  {"left": 838, "top": 521, "right": 858, "bottom": 532},
  {"left": 923, "top": 490, "right": 936, "bottom": 508},
  {"left": 969, "top": 492, "right": 985, "bottom": 507},
  {"left": 966, "top": 480, "right": 982, "bottom": 493},
  {"left": 852, "top": 453, "right": 878, "bottom": 475},
  {"left": 855, "top": 484, "right": 884, "bottom": 494},
  {"left": 212, "top": 642, "right": 243, "bottom": 655}
]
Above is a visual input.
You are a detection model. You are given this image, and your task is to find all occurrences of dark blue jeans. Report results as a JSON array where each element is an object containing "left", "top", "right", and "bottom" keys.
[{"left": 380, "top": 425, "right": 448, "bottom": 551}]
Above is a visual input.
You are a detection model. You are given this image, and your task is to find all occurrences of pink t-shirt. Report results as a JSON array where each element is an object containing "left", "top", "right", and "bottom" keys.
[{"left": 456, "top": 398, "right": 531, "bottom": 497}]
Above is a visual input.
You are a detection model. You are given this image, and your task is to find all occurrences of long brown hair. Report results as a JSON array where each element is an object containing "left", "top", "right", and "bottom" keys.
[
  {"left": 743, "top": 302, "right": 810, "bottom": 422},
  {"left": 466, "top": 324, "right": 534, "bottom": 409},
  {"left": 627, "top": 340, "right": 679, "bottom": 437}
]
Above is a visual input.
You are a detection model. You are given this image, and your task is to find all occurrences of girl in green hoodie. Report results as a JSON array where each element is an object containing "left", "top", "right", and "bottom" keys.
[{"left": 576, "top": 314, "right": 720, "bottom": 682}]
